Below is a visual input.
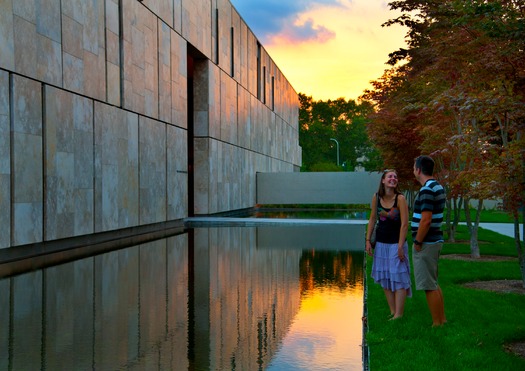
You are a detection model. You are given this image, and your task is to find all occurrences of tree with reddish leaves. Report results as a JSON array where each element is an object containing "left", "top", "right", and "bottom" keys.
[{"left": 364, "top": 0, "right": 525, "bottom": 279}]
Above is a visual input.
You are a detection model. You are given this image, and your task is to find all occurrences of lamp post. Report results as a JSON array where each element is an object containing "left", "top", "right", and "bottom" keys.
[{"left": 330, "top": 138, "right": 339, "bottom": 166}]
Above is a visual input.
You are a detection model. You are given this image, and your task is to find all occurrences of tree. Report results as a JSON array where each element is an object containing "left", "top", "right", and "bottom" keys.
[
  {"left": 365, "top": 0, "right": 525, "bottom": 277},
  {"left": 298, "top": 94, "right": 380, "bottom": 172}
]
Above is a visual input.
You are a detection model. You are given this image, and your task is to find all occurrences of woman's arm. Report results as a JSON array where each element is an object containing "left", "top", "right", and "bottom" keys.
[
  {"left": 397, "top": 194, "right": 409, "bottom": 260},
  {"left": 365, "top": 194, "right": 377, "bottom": 256}
]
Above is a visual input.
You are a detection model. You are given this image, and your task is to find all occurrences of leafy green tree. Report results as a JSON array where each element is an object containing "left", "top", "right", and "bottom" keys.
[{"left": 298, "top": 93, "right": 380, "bottom": 172}]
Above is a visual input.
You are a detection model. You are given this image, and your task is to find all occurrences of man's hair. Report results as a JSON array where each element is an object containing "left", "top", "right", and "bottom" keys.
[{"left": 415, "top": 155, "right": 434, "bottom": 176}]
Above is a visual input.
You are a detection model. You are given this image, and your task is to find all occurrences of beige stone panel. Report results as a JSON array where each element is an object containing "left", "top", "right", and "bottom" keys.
[
  {"left": 131, "top": 63, "right": 146, "bottom": 108},
  {"left": 159, "top": 20, "right": 172, "bottom": 123},
  {"left": 13, "top": 133, "right": 43, "bottom": 245},
  {"left": 82, "top": 0, "right": 105, "bottom": 55},
  {"left": 171, "top": 30, "right": 187, "bottom": 129},
  {"left": 61, "top": 0, "right": 106, "bottom": 99},
  {"left": 237, "top": 86, "right": 250, "bottom": 149},
  {"left": 44, "top": 86, "right": 94, "bottom": 240},
  {"left": 61, "top": 0, "right": 82, "bottom": 23},
  {"left": 105, "top": 16, "right": 120, "bottom": 104},
  {"left": 106, "top": 0, "right": 119, "bottom": 35},
  {"left": 217, "top": 141, "right": 230, "bottom": 212},
  {"left": 13, "top": 16, "right": 37, "bottom": 80},
  {"left": 13, "top": 0, "right": 36, "bottom": 23},
  {"left": 122, "top": 1, "right": 159, "bottom": 117},
  {"left": 11, "top": 76, "right": 43, "bottom": 245},
  {"left": 181, "top": 0, "right": 212, "bottom": 58},
  {"left": 209, "top": 63, "right": 221, "bottom": 138},
  {"left": 0, "top": 0, "right": 15, "bottom": 71},
  {"left": 106, "top": 28, "right": 120, "bottom": 66},
  {"left": 36, "top": 34, "right": 62, "bottom": 86},
  {"left": 62, "top": 14, "right": 83, "bottom": 59},
  {"left": 238, "top": 18, "right": 248, "bottom": 88},
  {"left": 63, "top": 52, "right": 84, "bottom": 93},
  {"left": 167, "top": 125, "right": 188, "bottom": 219},
  {"left": 173, "top": 0, "right": 182, "bottom": 33},
  {"left": 209, "top": 138, "right": 219, "bottom": 212},
  {"left": 216, "top": 0, "right": 232, "bottom": 74},
  {"left": 139, "top": 117, "right": 166, "bottom": 224},
  {"left": 83, "top": 48, "right": 106, "bottom": 101},
  {"left": 130, "top": 26, "right": 145, "bottom": 67},
  {"left": 94, "top": 102, "right": 139, "bottom": 232},
  {"left": 250, "top": 95, "right": 262, "bottom": 153},
  {"left": 0, "top": 71, "right": 10, "bottom": 248},
  {"left": 269, "top": 110, "right": 277, "bottom": 158},
  {"left": 141, "top": 0, "right": 174, "bottom": 29},
  {"left": 106, "top": 62, "right": 120, "bottom": 106},
  {"left": 219, "top": 71, "right": 237, "bottom": 144},
  {"left": 36, "top": 0, "right": 61, "bottom": 43}
]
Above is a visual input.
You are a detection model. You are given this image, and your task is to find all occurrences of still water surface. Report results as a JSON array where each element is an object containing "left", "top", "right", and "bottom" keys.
[{"left": 0, "top": 223, "right": 365, "bottom": 370}]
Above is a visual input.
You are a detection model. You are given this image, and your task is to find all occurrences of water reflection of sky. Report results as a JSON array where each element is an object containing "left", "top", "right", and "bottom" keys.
[
  {"left": 268, "top": 250, "right": 364, "bottom": 370},
  {"left": 268, "top": 287, "right": 363, "bottom": 370}
]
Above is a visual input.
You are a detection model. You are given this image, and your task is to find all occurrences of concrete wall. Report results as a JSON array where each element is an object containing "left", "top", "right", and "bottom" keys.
[
  {"left": 257, "top": 172, "right": 382, "bottom": 205},
  {"left": 0, "top": 0, "right": 301, "bottom": 249}
]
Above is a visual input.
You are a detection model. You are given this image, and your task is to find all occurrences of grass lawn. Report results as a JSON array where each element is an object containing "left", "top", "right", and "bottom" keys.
[{"left": 365, "top": 225, "right": 525, "bottom": 370}]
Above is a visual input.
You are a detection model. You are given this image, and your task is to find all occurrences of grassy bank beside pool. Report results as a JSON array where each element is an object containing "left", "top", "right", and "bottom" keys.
[{"left": 365, "top": 225, "right": 525, "bottom": 370}]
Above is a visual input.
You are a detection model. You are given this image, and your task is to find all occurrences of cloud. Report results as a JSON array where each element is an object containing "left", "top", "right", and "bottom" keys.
[{"left": 231, "top": 0, "right": 344, "bottom": 44}]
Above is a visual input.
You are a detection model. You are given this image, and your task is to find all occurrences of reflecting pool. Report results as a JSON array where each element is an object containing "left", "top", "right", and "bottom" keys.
[{"left": 0, "top": 223, "right": 365, "bottom": 370}]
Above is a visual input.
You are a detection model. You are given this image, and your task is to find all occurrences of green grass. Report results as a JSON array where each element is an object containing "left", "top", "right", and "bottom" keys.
[
  {"left": 365, "top": 226, "right": 525, "bottom": 370},
  {"left": 445, "top": 208, "right": 523, "bottom": 223}
]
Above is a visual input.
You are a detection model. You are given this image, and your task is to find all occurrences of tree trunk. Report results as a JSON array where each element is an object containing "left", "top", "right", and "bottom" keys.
[
  {"left": 514, "top": 212, "right": 525, "bottom": 288},
  {"left": 465, "top": 198, "right": 482, "bottom": 258},
  {"left": 448, "top": 224, "right": 457, "bottom": 243},
  {"left": 447, "top": 197, "right": 463, "bottom": 243},
  {"left": 469, "top": 225, "right": 480, "bottom": 258}
]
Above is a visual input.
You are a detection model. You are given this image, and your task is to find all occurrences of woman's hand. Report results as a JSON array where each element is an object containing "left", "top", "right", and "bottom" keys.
[
  {"left": 365, "top": 241, "right": 373, "bottom": 256},
  {"left": 397, "top": 246, "right": 405, "bottom": 261}
]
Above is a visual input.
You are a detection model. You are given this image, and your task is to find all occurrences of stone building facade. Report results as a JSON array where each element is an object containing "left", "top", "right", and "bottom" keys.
[{"left": 0, "top": 0, "right": 301, "bottom": 249}]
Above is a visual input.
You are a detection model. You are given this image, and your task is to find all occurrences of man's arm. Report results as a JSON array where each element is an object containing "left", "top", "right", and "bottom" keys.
[{"left": 414, "top": 210, "right": 432, "bottom": 250}]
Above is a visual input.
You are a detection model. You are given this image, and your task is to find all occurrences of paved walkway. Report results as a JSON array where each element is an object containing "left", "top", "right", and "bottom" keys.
[{"left": 478, "top": 223, "right": 524, "bottom": 241}]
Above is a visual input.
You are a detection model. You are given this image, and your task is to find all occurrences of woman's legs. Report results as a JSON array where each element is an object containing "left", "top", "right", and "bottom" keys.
[
  {"left": 384, "top": 288, "right": 408, "bottom": 319},
  {"left": 383, "top": 289, "right": 396, "bottom": 316},
  {"left": 393, "top": 289, "right": 407, "bottom": 318}
]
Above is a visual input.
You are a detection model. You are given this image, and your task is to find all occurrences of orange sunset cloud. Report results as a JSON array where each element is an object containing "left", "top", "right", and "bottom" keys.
[{"left": 231, "top": 0, "right": 407, "bottom": 101}]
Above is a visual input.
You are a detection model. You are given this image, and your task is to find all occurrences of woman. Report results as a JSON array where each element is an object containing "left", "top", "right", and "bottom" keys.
[{"left": 366, "top": 169, "right": 411, "bottom": 319}]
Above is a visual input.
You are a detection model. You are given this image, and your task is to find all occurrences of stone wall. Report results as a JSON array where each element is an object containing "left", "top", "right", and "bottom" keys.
[
  {"left": 257, "top": 172, "right": 382, "bottom": 205},
  {"left": 0, "top": 0, "right": 301, "bottom": 249}
]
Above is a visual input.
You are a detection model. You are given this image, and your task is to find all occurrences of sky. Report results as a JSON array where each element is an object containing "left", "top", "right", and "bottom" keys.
[{"left": 229, "top": 0, "right": 408, "bottom": 101}]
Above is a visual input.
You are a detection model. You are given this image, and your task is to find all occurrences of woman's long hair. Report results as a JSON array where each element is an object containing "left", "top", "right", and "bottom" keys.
[{"left": 377, "top": 169, "right": 402, "bottom": 198}]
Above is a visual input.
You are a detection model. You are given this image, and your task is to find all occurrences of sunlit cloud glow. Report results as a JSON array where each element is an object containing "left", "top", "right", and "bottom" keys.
[{"left": 231, "top": 0, "right": 408, "bottom": 101}]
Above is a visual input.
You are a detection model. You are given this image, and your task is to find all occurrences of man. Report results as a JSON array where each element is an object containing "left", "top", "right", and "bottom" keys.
[{"left": 411, "top": 155, "right": 447, "bottom": 326}]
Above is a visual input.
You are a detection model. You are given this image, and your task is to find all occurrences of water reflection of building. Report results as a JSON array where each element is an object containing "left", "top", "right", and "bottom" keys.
[
  {"left": 0, "top": 227, "right": 304, "bottom": 370},
  {"left": 196, "top": 227, "right": 302, "bottom": 370},
  {"left": 1, "top": 234, "right": 189, "bottom": 370}
]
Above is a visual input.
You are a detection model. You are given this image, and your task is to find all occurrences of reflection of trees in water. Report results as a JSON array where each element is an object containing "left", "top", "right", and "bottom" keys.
[{"left": 299, "top": 250, "right": 364, "bottom": 293}]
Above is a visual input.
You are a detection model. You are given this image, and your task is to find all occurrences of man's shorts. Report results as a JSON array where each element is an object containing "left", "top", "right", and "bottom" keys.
[{"left": 413, "top": 242, "right": 443, "bottom": 290}]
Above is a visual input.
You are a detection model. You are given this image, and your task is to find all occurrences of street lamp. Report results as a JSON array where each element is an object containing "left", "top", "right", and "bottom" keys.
[{"left": 330, "top": 138, "right": 339, "bottom": 166}]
